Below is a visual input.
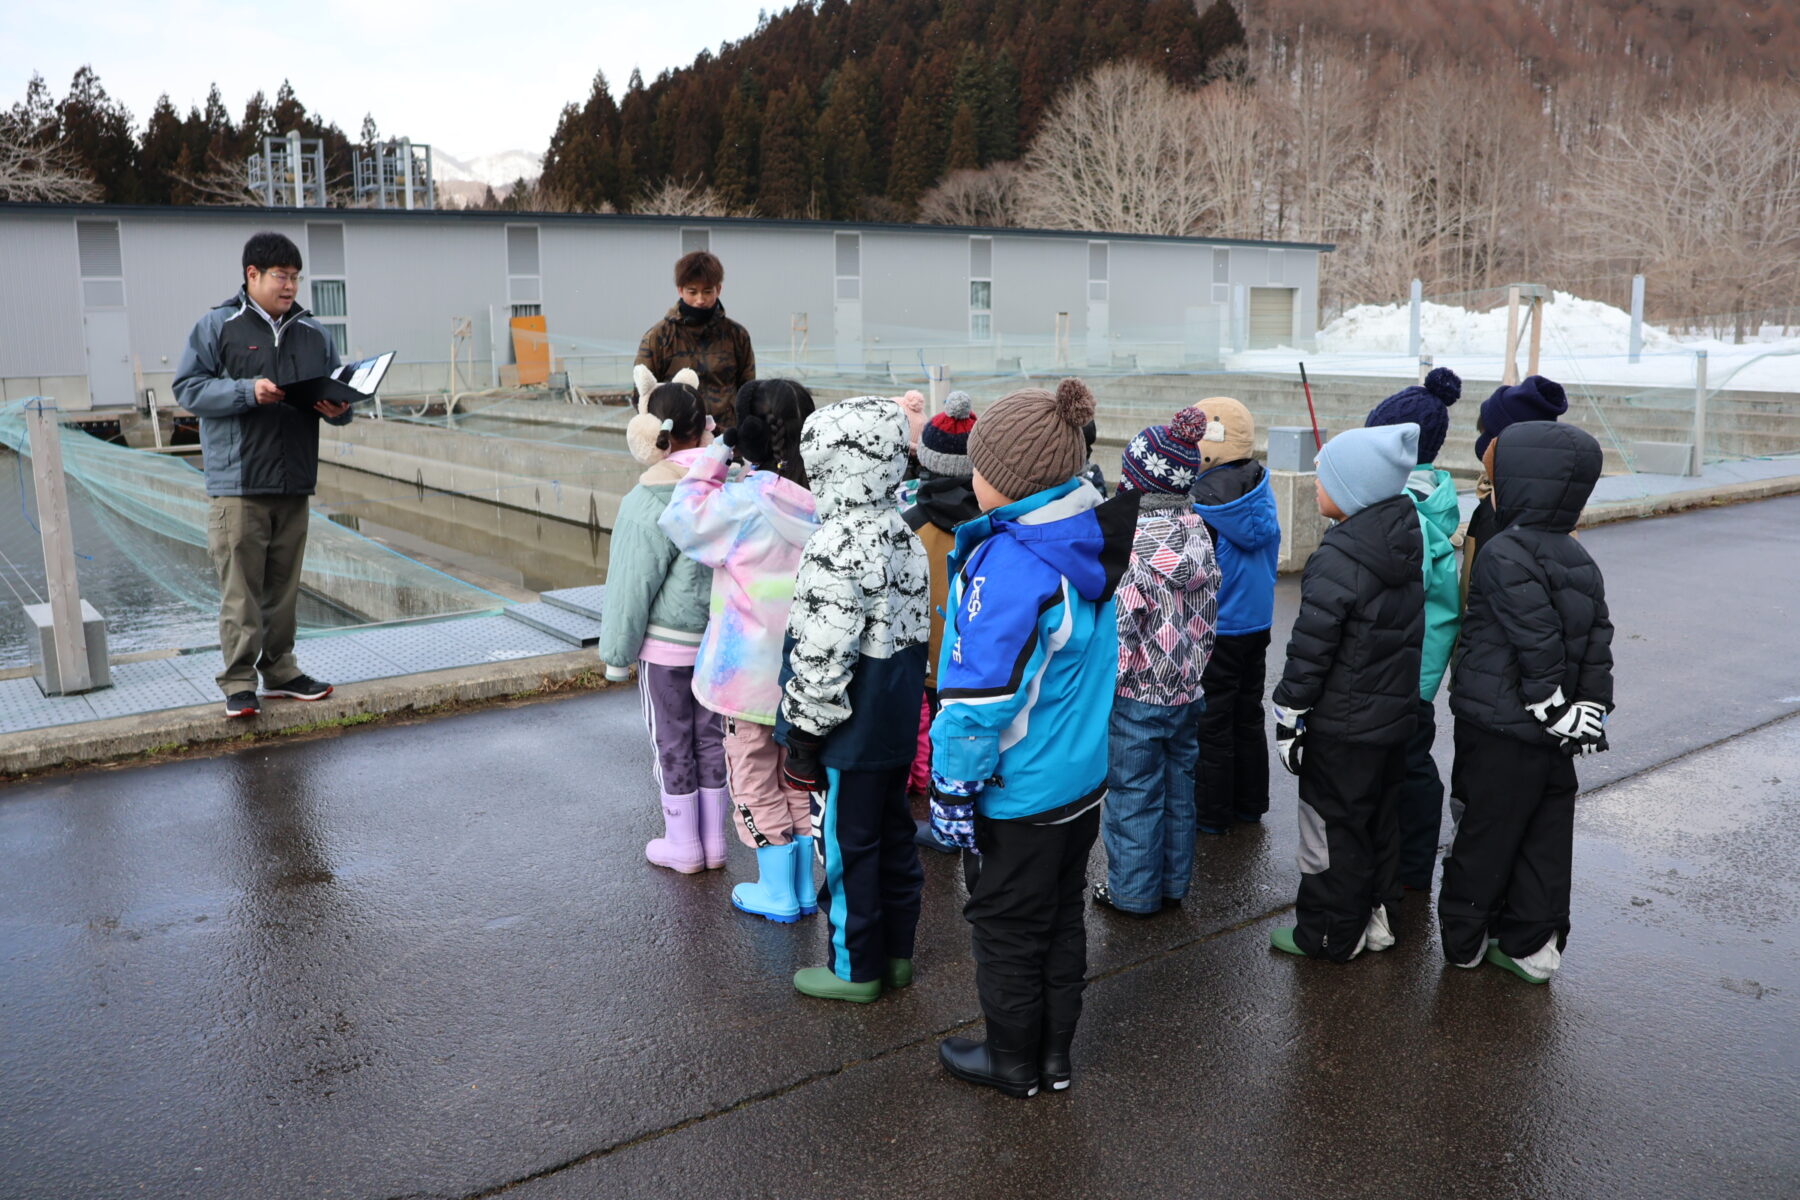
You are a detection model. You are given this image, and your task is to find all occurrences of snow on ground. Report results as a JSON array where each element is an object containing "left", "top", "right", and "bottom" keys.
[{"left": 1231, "top": 291, "right": 1800, "bottom": 393}]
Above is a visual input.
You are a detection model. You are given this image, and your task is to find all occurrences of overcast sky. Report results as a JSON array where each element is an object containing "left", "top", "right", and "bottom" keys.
[{"left": 4, "top": 0, "right": 775, "bottom": 158}]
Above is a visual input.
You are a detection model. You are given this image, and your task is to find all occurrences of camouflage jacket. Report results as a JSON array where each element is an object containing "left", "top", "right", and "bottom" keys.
[{"left": 634, "top": 304, "right": 756, "bottom": 427}]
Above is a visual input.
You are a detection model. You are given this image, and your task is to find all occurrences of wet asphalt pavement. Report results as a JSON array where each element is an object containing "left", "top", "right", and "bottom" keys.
[{"left": 3, "top": 497, "right": 1797, "bottom": 1200}]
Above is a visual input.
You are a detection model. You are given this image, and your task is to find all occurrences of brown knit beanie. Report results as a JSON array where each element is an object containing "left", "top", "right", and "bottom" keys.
[{"left": 968, "top": 377, "right": 1097, "bottom": 501}]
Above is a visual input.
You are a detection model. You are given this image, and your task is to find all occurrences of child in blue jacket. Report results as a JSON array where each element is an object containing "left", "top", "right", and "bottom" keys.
[
  {"left": 1188, "top": 397, "right": 1282, "bottom": 830},
  {"left": 930, "top": 378, "right": 1139, "bottom": 1099}
]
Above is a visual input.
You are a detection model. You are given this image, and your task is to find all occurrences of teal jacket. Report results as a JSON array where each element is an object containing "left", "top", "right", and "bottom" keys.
[
  {"left": 598, "top": 452, "right": 715, "bottom": 667},
  {"left": 1408, "top": 466, "right": 1462, "bottom": 699}
]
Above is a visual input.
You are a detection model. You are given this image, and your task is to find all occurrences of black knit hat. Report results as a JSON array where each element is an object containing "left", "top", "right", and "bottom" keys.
[{"left": 917, "top": 391, "right": 977, "bottom": 478}]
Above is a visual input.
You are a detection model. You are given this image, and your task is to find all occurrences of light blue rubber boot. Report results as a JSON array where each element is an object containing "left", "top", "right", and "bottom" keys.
[
  {"left": 732, "top": 843, "right": 800, "bottom": 923},
  {"left": 792, "top": 835, "right": 819, "bottom": 916}
]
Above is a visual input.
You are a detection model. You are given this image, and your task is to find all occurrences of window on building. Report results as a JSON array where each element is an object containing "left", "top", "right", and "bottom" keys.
[
  {"left": 834, "top": 232, "right": 862, "bottom": 301},
  {"left": 306, "top": 222, "right": 349, "bottom": 356},
  {"left": 681, "top": 228, "right": 711, "bottom": 254},
  {"left": 1088, "top": 241, "right": 1109, "bottom": 302},
  {"left": 76, "top": 218, "right": 126, "bottom": 309},
  {"left": 507, "top": 224, "right": 543, "bottom": 322},
  {"left": 969, "top": 236, "right": 993, "bottom": 343}
]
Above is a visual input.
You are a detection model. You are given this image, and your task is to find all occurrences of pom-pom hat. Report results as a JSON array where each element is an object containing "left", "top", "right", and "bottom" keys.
[
  {"left": 918, "top": 390, "right": 977, "bottom": 478},
  {"left": 1476, "top": 375, "right": 1568, "bottom": 461},
  {"left": 1121, "top": 407, "right": 1208, "bottom": 495},
  {"left": 1365, "top": 366, "right": 1461, "bottom": 465},
  {"left": 968, "top": 377, "right": 1096, "bottom": 501}
]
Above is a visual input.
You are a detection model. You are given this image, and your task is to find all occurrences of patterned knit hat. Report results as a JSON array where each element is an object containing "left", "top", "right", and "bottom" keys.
[
  {"left": 1365, "top": 367, "right": 1461, "bottom": 465},
  {"left": 968, "top": 377, "right": 1096, "bottom": 500},
  {"left": 917, "top": 390, "right": 977, "bottom": 478},
  {"left": 1121, "top": 407, "right": 1208, "bottom": 495}
]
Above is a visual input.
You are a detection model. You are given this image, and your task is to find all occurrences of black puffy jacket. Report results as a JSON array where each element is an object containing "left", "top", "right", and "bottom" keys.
[
  {"left": 1449, "top": 421, "right": 1614, "bottom": 744},
  {"left": 1273, "top": 493, "right": 1424, "bottom": 745}
]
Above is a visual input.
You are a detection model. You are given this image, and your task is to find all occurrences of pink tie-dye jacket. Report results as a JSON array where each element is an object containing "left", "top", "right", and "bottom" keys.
[
  {"left": 658, "top": 443, "right": 819, "bottom": 724},
  {"left": 1114, "top": 501, "right": 1221, "bottom": 707}
]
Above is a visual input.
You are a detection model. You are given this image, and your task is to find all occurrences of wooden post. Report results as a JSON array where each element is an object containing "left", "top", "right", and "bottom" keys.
[
  {"left": 1526, "top": 293, "right": 1545, "bottom": 378},
  {"left": 1501, "top": 285, "right": 1523, "bottom": 385},
  {"left": 24, "top": 400, "right": 93, "bottom": 693}
]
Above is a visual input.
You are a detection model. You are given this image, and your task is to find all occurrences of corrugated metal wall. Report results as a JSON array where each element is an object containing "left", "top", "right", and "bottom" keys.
[{"left": 0, "top": 207, "right": 1324, "bottom": 396}]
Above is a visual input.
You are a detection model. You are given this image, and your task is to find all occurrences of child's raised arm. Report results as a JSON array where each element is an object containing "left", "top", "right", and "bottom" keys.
[{"left": 659, "top": 442, "right": 751, "bottom": 568}]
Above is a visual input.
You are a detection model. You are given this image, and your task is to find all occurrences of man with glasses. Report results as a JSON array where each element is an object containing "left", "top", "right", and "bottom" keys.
[{"left": 174, "top": 231, "right": 353, "bottom": 719}]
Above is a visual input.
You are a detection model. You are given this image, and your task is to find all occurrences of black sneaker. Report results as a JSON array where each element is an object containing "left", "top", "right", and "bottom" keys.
[
  {"left": 1092, "top": 884, "right": 1158, "bottom": 917},
  {"left": 224, "top": 691, "right": 260, "bottom": 719},
  {"left": 260, "top": 674, "right": 333, "bottom": 701}
]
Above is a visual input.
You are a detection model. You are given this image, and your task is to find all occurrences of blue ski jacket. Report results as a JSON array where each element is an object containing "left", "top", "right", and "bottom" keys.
[
  {"left": 1191, "top": 461, "right": 1280, "bottom": 636},
  {"left": 931, "top": 478, "right": 1138, "bottom": 823}
]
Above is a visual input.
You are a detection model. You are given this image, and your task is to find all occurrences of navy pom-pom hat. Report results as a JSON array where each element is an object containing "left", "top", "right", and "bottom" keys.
[
  {"left": 1365, "top": 366, "right": 1461, "bottom": 465},
  {"left": 1476, "top": 375, "right": 1568, "bottom": 461}
]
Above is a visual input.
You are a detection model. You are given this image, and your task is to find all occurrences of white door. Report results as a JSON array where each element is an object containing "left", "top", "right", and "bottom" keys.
[
  {"left": 1085, "top": 241, "right": 1110, "bottom": 366},
  {"left": 82, "top": 310, "right": 134, "bottom": 409}
]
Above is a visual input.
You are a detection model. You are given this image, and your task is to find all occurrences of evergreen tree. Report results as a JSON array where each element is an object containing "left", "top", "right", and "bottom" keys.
[
  {"left": 619, "top": 70, "right": 656, "bottom": 183},
  {"left": 615, "top": 136, "right": 639, "bottom": 208},
  {"left": 271, "top": 80, "right": 306, "bottom": 132},
  {"left": 137, "top": 95, "right": 185, "bottom": 204},
  {"left": 945, "top": 103, "right": 980, "bottom": 172},
  {"left": 1195, "top": 0, "right": 1248, "bottom": 75},
  {"left": 359, "top": 114, "right": 380, "bottom": 148},
  {"left": 757, "top": 82, "right": 818, "bottom": 216},
  {"left": 816, "top": 64, "right": 875, "bottom": 218},
  {"left": 885, "top": 90, "right": 940, "bottom": 208},
  {"left": 713, "top": 78, "right": 762, "bottom": 209},
  {"left": 55, "top": 67, "right": 140, "bottom": 202},
  {"left": 983, "top": 49, "right": 1020, "bottom": 162}
]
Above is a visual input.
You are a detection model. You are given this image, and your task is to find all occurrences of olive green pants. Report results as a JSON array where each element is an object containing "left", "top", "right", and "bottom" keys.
[{"left": 207, "top": 494, "right": 309, "bottom": 694}]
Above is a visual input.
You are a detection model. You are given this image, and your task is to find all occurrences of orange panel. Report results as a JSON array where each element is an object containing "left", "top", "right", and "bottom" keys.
[{"left": 510, "top": 315, "right": 550, "bottom": 386}]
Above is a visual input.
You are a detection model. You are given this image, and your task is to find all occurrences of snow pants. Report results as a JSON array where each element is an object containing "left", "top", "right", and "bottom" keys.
[
  {"left": 1292, "top": 733, "right": 1405, "bottom": 962},
  {"left": 965, "top": 805, "right": 1102, "bottom": 1045},
  {"left": 1437, "top": 720, "right": 1577, "bottom": 966},
  {"left": 1194, "top": 629, "right": 1272, "bottom": 826},
  {"left": 816, "top": 765, "right": 924, "bottom": 983}
]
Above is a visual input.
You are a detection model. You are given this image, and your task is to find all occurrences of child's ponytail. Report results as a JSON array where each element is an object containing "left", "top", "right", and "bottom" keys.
[{"left": 647, "top": 382, "right": 706, "bottom": 453}]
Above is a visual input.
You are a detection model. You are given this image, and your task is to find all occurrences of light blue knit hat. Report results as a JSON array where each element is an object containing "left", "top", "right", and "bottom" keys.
[{"left": 1316, "top": 424, "right": 1420, "bottom": 518}]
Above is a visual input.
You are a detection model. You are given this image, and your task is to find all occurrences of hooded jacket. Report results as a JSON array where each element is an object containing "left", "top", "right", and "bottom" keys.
[
  {"left": 598, "top": 450, "right": 716, "bottom": 669},
  {"left": 1272, "top": 493, "right": 1425, "bottom": 745},
  {"left": 933, "top": 479, "right": 1140, "bottom": 823},
  {"left": 1190, "top": 460, "right": 1280, "bottom": 636},
  {"left": 776, "top": 397, "right": 930, "bottom": 771},
  {"left": 634, "top": 303, "right": 756, "bottom": 427},
  {"left": 1115, "top": 496, "right": 1221, "bottom": 707},
  {"left": 903, "top": 475, "right": 983, "bottom": 688},
  {"left": 1450, "top": 422, "right": 1613, "bottom": 744},
  {"left": 1408, "top": 466, "right": 1463, "bottom": 699},
  {"left": 659, "top": 442, "right": 818, "bottom": 724},
  {"left": 174, "top": 288, "right": 351, "bottom": 497}
]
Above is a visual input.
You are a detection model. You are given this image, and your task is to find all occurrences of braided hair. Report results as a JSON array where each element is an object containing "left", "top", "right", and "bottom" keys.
[{"left": 731, "top": 378, "right": 815, "bottom": 488}]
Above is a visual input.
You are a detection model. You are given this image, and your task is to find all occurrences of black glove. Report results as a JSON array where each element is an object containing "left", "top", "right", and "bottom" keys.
[
  {"left": 781, "top": 727, "right": 824, "bottom": 793},
  {"left": 720, "top": 426, "right": 740, "bottom": 450}
]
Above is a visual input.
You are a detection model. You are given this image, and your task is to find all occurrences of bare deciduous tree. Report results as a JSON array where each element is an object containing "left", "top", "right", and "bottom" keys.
[
  {"left": 1016, "top": 61, "right": 1214, "bottom": 236},
  {"left": 1565, "top": 87, "right": 1800, "bottom": 339},
  {"left": 633, "top": 176, "right": 752, "bottom": 217},
  {"left": 917, "top": 162, "right": 1025, "bottom": 227},
  {"left": 0, "top": 121, "right": 100, "bottom": 202}
]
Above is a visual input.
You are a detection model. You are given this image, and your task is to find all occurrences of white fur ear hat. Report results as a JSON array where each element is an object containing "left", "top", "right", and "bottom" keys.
[{"left": 627, "top": 364, "right": 701, "bottom": 465}]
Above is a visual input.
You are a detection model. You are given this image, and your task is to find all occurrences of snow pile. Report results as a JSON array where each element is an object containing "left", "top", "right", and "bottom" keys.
[{"left": 1318, "top": 291, "right": 1680, "bottom": 356}]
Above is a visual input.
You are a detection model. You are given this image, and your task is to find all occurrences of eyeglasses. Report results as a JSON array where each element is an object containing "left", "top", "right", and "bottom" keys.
[{"left": 263, "top": 270, "right": 302, "bottom": 286}]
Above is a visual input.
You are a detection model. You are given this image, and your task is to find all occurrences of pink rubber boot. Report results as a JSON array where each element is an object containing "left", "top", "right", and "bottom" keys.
[
  {"left": 699, "top": 786, "right": 730, "bottom": 870},
  {"left": 646, "top": 791, "right": 705, "bottom": 874}
]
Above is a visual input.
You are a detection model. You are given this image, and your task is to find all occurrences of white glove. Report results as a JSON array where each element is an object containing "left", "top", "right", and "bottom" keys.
[{"left": 1272, "top": 704, "right": 1309, "bottom": 776}]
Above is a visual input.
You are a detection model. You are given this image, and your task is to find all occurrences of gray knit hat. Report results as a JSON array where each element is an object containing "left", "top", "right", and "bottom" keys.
[{"left": 968, "top": 377, "right": 1096, "bottom": 501}]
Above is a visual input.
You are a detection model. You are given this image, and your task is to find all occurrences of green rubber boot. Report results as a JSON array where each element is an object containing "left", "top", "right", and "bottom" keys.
[
  {"left": 793, "top": 967, "right": 882, "bottom": 1004},
  {"left": 1485, "top": 942, "right": 1553, "bottom": 985},
  {"left": 884, "top": 958, "right": 914, "bottom": 989},
  {"left": 1270, "top": 927, "right": 1305, "bottom": 957}
]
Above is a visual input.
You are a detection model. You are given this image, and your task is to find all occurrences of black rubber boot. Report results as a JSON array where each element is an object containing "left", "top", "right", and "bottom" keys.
[
  {"left": 939, "top": 1021, "right": 1041, "bottom": 1099},
  {"left": 1039, "top": 1027, "right": 1075, "bottom": 1092}
]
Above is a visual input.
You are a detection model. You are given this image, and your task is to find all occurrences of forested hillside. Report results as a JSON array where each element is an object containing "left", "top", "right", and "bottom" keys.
[{"left": 531, "top": 0, "right": 1246, "bottom": 219}]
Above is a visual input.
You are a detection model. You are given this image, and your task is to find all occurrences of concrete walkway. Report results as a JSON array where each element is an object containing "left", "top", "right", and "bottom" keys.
[{"left": 2, "top": 496, "right": 1796, "bottom": 1199}]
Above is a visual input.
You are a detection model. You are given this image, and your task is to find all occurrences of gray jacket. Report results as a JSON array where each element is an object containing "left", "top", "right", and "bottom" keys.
[{"left": 174, "top": 288, "right": 350, "bottom": 496}]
